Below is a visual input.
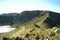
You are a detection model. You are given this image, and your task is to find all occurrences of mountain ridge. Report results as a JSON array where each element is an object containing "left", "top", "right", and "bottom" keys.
[
  {"left": 0, "top": 10, "right": 60, "bottom": 40},
  {"left": 0, "top": 10, "right": 60, "bottom": 27}
]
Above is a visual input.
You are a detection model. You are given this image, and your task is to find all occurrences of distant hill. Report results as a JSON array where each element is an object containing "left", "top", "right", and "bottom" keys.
[{"left": 0, "top": 10, "right": 60, "bottom": 28}]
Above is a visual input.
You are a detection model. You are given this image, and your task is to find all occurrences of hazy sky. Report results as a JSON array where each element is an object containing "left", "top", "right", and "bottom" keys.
[{"left": 0, "top": 0, "right": 60, "bottom": 13}]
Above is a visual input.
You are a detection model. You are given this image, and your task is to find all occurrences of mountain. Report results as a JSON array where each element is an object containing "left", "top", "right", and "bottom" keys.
[
  {"left": 0, "top": 10, "right": 60, "bottom": 27},
  {"left": 0, "top": 10, "right": 60, "bottom": 40},
  {"left": 0, "top": 13, "right": 19, "bottom": 25}
]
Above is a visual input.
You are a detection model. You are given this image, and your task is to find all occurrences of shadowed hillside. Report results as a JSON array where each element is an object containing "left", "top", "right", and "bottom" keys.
[{"left": 0, "top": 10, "right": 60, "bottom": 26}]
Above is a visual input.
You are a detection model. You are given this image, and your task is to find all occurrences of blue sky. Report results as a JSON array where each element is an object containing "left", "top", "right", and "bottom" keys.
[{"left": 0, "top": 0, "right": 60, "bottom": 13}]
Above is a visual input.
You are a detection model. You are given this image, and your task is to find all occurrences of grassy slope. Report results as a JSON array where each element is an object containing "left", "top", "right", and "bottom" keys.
[{"left": 0, "top": 11, "right": 60, "bottom": 40}]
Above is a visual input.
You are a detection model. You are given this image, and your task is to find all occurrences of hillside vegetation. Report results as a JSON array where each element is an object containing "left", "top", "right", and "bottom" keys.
[{"left": 0, "top": 10, "right": 60, "bottom": 40}]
